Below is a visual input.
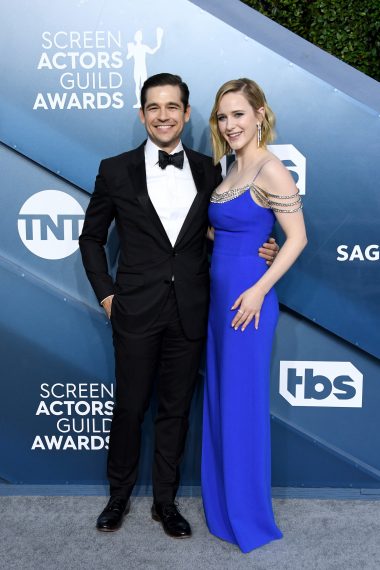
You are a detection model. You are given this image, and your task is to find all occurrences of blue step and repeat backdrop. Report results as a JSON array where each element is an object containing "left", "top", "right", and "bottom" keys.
[{"left": 1, "top": 0, "right": 379, "bottom": 489}]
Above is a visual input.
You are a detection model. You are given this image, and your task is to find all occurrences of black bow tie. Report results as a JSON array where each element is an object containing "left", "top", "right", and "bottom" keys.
[{"left": 158, "top": 150, "right": 184, "bottom": 170}]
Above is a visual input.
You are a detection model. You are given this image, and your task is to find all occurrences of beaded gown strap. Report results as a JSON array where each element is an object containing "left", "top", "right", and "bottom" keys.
[
  {"left": 210, "top": 160, "right": 303, "bottom": 211},
  {"left": 251, "top": 183, "right": 302, "bottom": 213},
  {"left": 210, "top": 184, "right": 250, "bottom": 203},
  {"left": 251, "top": 159, "right": 302, "bottom": 212}
]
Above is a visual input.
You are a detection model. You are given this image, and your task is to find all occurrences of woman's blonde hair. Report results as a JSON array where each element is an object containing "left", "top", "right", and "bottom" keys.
[{"left": 209, "top": 78, "right": 276, "bottom": 164}]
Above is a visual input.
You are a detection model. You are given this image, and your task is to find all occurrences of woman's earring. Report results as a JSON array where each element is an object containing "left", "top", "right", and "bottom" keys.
[{"left": 257, "top": 123, "right": 262, "bottom": 148}]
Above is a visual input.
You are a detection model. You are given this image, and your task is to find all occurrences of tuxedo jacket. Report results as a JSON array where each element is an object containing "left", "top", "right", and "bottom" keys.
[{"left": 79, "top": 141, "right": 222, "bottom": 340}]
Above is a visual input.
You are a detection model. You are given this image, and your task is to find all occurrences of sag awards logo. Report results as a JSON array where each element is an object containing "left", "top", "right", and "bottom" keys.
[
  {"left": 33, "top": 28, "right": 164, "bottom": 110},
  {"left": 17, "top": 190, "right": 85, "bottom": 259},
  {"left": 336, "top": 244, "right": 379, "bottom": 262},
  {"left": 31, "top": 382, "right": 114, "bottom": 451},
  {"left": 279, "top": 361, "right": 363, "bottom": 407}
]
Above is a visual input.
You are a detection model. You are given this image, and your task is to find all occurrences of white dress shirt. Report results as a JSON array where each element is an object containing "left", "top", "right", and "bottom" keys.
[{"left": 145, "top": 138, "right": 197, "bottom": 246}]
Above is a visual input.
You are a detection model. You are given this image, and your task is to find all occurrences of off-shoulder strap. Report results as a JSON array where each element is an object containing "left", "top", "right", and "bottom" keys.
[{"left": 251, "top": 184, "right": 303, "bottom": 213}]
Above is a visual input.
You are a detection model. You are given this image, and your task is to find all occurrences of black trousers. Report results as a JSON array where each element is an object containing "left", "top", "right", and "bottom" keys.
[{"left": 108, "top": 286, "right": 204, "bottom": 504}]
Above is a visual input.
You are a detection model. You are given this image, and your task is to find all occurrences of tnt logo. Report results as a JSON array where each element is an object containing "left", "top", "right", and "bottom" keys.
[
  {"left": 268, "top": 144, "right": 306, "bottom": 195},
  {"left": 279, "top": 361, "right": 363, "bottom": 407},
  {"left": 18, "top": 190, "right": 85, "bottom": 259}
]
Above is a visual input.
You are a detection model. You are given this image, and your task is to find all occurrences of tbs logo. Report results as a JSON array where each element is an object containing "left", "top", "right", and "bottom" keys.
[
  {"left": 18, "top": 190, "right": 85, "bottom": 259},
  {"left": 279, "top": 361, "right": 363, "bottom": 407}
]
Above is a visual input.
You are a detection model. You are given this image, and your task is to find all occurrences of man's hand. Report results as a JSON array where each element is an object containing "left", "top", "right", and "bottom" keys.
[
  {"left": 101, "top": 295, "right": 114, "bottom": 319},
  {"left": 259, "top": 237, "right": 279, "bottom": 266}
]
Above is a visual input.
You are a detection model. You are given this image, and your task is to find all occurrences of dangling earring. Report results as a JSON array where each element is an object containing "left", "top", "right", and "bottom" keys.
[{"left": 257, "top": 123, "right": 262, "bottom": 148}]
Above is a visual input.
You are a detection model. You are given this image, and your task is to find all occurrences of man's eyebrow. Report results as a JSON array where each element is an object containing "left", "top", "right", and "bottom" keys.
[{"left": 145, "top": 101, "right": 182, "bottom": 109}]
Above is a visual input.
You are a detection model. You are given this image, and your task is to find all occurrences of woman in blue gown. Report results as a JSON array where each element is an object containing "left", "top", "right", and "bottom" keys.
[{"left": 202, "top": 78, "right": 307, "bottom": 553}]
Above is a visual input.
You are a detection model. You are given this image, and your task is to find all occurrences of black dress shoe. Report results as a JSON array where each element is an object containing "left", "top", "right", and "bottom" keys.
[
  {"left": 96, "top": 496, "right": 130, "bottom": 532},
  {"left": 152, "top": 502, "right": 191, "bottom": 538}
]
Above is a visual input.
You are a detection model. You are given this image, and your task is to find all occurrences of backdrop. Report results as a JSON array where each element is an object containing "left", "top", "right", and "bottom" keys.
[{"left": 1, "top": 0, "right": 379, "bottom": 490}]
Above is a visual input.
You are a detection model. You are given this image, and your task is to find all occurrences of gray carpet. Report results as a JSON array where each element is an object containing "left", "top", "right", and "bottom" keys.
[{"left": 1, "top": 497, "right": 379, "bottom": 570}]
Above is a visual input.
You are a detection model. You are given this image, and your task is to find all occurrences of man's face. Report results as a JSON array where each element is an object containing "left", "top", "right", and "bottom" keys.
[{"left": 139, "top": 85, "right": 191, "bottom": 153}]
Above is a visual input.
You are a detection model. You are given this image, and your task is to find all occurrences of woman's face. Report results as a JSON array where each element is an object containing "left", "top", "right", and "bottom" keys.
[{"left": 216, "top": 91, "right": 263, "bottom": 154}]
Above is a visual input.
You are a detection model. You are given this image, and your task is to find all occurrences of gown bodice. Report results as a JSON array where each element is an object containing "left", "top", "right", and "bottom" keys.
[{"left": 209, "top": 187, "right": 275, "bottom": 258}]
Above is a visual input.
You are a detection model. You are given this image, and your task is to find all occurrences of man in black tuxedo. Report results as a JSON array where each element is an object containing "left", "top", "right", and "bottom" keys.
[{"left": 79, "top": 73, "right": 277, "bottom": 538}]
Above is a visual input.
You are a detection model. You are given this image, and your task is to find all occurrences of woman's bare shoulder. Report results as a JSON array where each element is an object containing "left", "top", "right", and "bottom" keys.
[{"left": 256, "top": 152, "right": 296, "bottom": 196}]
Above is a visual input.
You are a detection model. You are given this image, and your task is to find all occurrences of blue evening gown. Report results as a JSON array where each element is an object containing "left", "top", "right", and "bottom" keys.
[{"left": 202, "top": 183, "right": 283, "bottom": 553}]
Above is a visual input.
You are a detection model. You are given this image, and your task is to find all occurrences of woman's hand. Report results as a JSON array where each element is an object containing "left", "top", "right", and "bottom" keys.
[{"left": 231, "top": 285, "right": 265, "bottom": 331}]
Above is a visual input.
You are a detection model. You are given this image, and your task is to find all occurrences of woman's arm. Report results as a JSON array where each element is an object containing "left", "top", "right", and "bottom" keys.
[{"left": 231, "top": 159, "right": 307, "bottom": 331}]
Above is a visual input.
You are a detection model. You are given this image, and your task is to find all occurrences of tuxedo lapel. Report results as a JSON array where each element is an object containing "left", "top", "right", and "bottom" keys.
[
  {"left": 174, "top": 146, "right": 207, "bottom": 247},
  {"left": 130, "top": 142, "right": 172, "bottom": 247}
]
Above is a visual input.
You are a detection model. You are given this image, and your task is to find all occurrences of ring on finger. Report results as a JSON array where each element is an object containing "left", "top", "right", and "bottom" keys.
[{"left": 237, "top": 309, "right": 244, "bottom": 314}]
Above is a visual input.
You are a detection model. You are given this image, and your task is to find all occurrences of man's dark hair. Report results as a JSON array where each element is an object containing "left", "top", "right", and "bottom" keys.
[{"left": 140, "top": 73, "right": 190, "bottom": 110}]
